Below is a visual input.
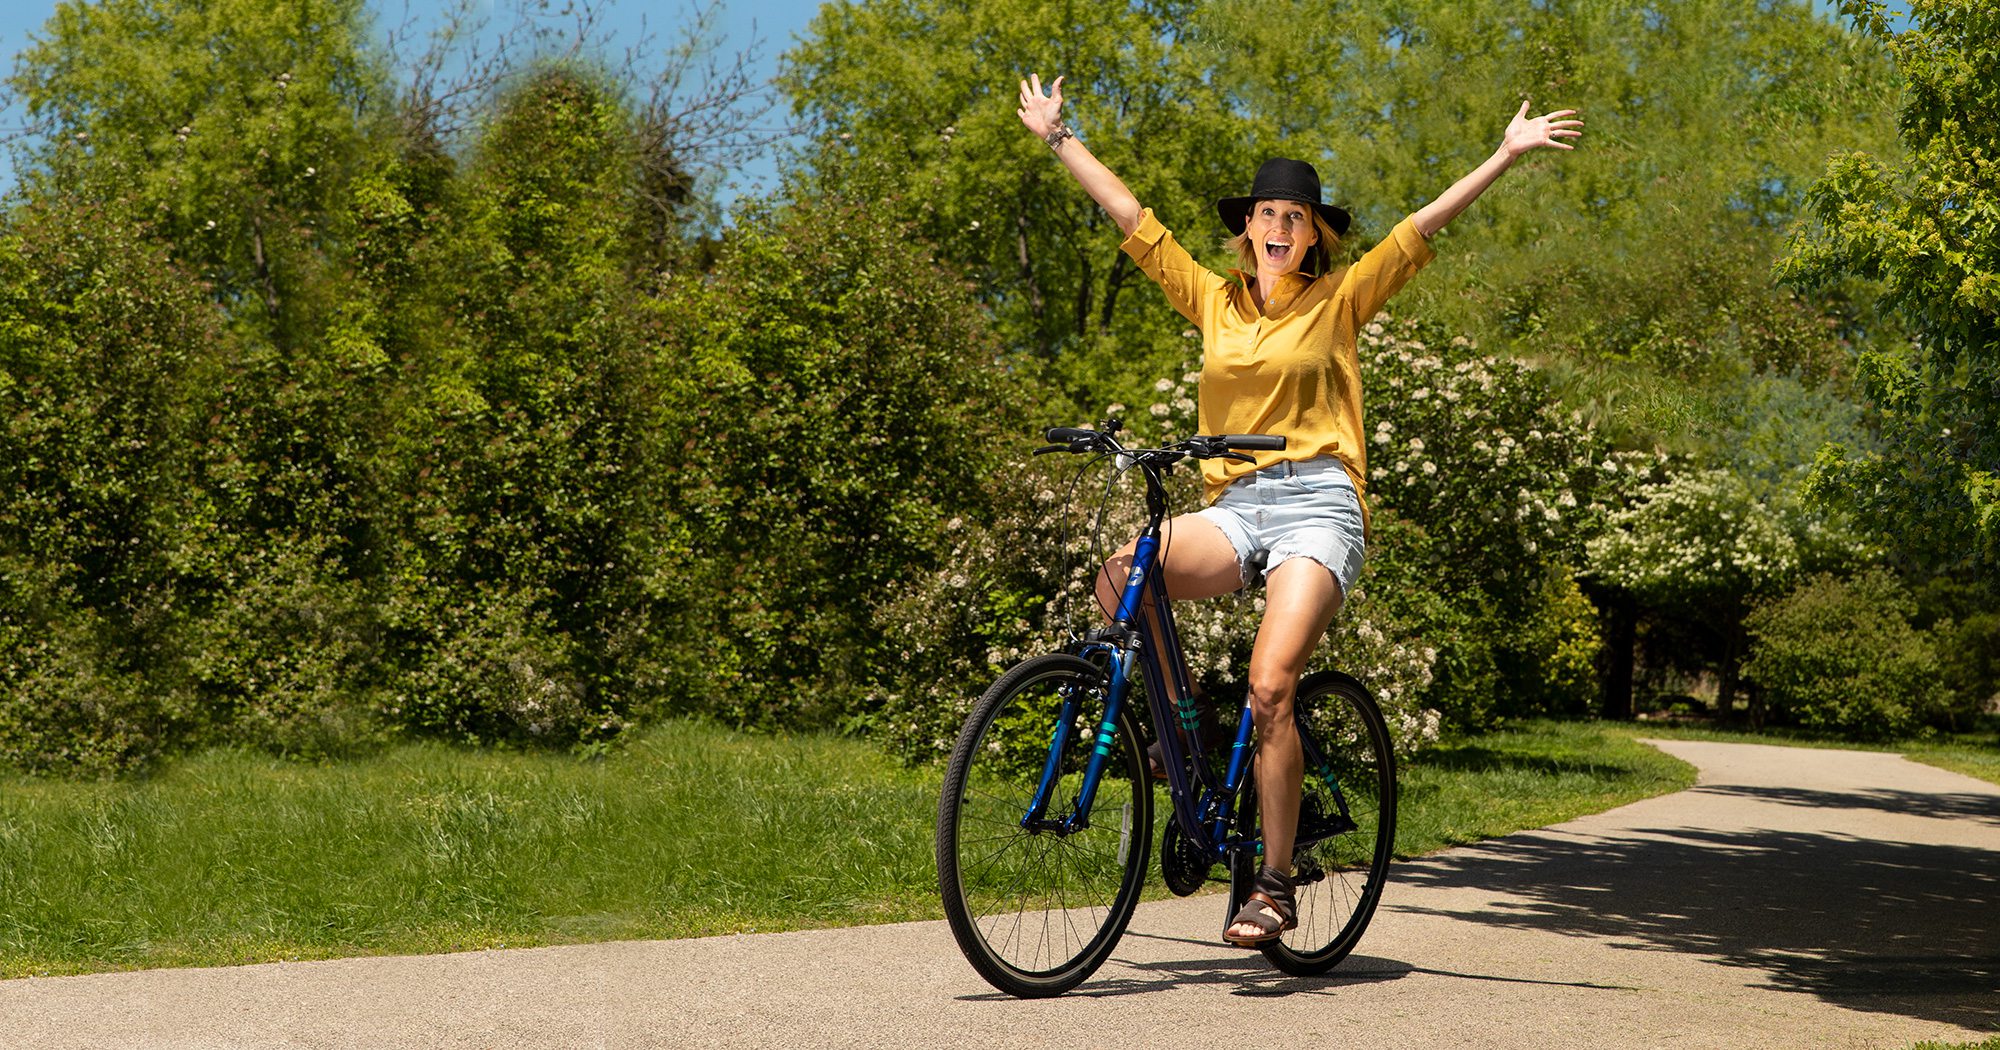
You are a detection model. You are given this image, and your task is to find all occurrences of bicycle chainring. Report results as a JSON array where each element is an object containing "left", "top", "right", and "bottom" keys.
[{"left": 1160, "top": 817, "right": 1214, "bottom": 897}]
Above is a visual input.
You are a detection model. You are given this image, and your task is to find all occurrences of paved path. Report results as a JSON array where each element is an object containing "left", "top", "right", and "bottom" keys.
[{"left": 5, "top": 740, "right": 1999, "bottom": 1049}]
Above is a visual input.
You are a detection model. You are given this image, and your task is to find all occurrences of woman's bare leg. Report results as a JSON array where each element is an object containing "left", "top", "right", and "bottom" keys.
[
  {"left": 1227, "top": 555, "right": 1343, "bottom": 941},
  {"left": 1093, "top": 513, "right": 1243, "bottom": 616}
]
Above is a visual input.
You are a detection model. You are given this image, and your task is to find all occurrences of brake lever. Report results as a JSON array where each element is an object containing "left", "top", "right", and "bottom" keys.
[
  {"left": 1221, "top": 451, "right": 1257, "bottom": 463},
  {"left": 1032, "top": 444, "right": 1068, "bottom": 456}
]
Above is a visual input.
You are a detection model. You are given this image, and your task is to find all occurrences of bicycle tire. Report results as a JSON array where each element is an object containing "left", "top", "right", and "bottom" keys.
[
  {"left": 1229, "top": 670, "right": 1397, "bottom": 976},
  {"left": 936, "top": 653, "right": 1153, "bottom": 998}
]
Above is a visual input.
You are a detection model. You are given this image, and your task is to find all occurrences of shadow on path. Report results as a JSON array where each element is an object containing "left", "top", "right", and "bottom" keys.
[
  {"left": 952, "top": 937, "right": 1640, "bottom": 1003},
  {"left": 1689, "top": 783, "right": 2000, "bottom": 828},
  {"left": 1394, "top": 788, "right": 2000, "bottom": 1032}
]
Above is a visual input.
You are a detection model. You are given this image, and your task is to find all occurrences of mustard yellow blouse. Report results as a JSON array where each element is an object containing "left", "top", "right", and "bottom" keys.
[{"left": 1119, "top": 208, "right": 1435, "bottom": 521}]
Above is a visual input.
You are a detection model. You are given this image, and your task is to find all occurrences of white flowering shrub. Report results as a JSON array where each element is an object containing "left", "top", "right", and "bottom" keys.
[
  {"left": 867, "top": 455, "right": 1076, "bottom": 762},
  {"left": 1586, "top": 468, "right": 1802, "bottom": 608},
  {"left": 1346, "top": 318, "right": 1615, "bottom": 726},
  {"left": 1357, "top": 319, "right": 1611, "bottom": 597},
  {"left": 1141, "top": 317, "right": 1613, "bottom": 737}
]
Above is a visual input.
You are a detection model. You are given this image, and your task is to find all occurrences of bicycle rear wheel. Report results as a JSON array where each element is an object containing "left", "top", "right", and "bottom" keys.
[
  {"left": 1230, "top": 670, "right": 1397, "bottom": 976},
  {"left": 936, "top": 653, "right": 1152, "bottom": 998}
]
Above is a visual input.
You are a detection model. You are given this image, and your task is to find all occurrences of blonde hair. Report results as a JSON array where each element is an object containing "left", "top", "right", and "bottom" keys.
[{"left": 1227, "top": 208, "right": 1344, "bottom": 278}]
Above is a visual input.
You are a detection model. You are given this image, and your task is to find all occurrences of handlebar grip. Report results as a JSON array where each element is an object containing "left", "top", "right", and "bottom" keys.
[
  {"left": 1044, "top": 427, "right": 1098, "bottom": 444},
  {"left": 1223, "top": 434, "right": 1287, "bottom": 451}
]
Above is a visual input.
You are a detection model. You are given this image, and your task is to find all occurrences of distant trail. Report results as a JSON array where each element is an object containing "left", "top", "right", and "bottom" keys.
[{"left": 3, "top": 740, "right": 1997, "bottom": 1049}]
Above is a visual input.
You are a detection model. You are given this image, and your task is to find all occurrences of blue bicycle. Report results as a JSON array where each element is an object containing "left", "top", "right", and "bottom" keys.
[{"left": 935, "top": 422, "right": 1398, "bottom": 998}]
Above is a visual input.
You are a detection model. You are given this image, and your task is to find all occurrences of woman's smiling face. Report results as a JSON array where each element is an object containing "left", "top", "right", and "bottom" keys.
[{"left": 1246, "top": 199, "right": 1318, "bottom": 276}]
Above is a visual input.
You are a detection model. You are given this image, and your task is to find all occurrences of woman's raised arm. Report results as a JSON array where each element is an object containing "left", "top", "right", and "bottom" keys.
[
  {"left": 1018, "top": 73, "right": 1144, "bottom": 236},
  {"left": 1411, "top": 100, "right": 1583, "bottom": 240}
]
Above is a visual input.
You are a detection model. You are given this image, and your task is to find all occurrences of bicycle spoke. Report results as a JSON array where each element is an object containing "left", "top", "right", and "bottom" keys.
[{"left": 938, "top": 656, "right": 1153, "bottom": 995}]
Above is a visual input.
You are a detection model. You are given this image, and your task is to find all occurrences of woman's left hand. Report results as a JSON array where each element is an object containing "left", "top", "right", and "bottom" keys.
[{"left": 1500, "top": 100, "right": 1583, "bottom": 157}]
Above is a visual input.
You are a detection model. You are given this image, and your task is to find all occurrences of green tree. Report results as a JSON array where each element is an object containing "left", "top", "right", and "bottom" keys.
[
  {"left": 360, "top": 66, "right": 686, "bottom": 745},
  {"left": 784, "top": 0, "right": 1898, "bottom": 438},
  {"left": 783, "top": 0, "right": 1265, "bottom": 399},
  {"left": 663, "top": 188, "right": 1019, "bottom": 729},
  {"left": 0, "top": 174, "right": 225, "bottom": 773},
  {"left": 1584, "top": 465, "right": 1874, "bottom": 720},
  {"left": 8, "top": 0, "right": 391, "bottom": 348},
  {"left": 1779, "top": 0, "right": 2000, "bottom": 568}
]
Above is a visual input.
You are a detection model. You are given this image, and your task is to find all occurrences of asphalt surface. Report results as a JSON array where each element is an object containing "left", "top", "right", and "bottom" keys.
[{"left": 4, "top": 739, "right": 1998, "bottom": 1049}]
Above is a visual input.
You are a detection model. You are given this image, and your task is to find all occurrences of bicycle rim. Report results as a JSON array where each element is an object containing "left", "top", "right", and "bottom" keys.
[
  {"left": 1236, "top": 671, "right": 1398, "bottom": 976},
  {"left": 936, "top": 654, "right": 1152, "bottom": 997}
]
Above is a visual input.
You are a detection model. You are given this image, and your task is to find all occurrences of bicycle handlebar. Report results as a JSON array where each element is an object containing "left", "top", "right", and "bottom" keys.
[{"left": 1034, "top": 425, "right": 1287, "bottom": 462}]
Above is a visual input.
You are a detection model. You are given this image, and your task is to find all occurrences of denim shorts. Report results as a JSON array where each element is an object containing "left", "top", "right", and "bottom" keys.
[{"left": 1194, "top": 456, "right": 1367, "bottom": 597}]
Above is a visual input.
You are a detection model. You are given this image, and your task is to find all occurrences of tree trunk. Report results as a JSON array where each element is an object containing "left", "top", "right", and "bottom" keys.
[
  {"left": 1601, "top": 590, "right": 1636, "bottom": 720},
  {"left": 251, "top": 213, "right": 281, "bottom": 326},
  {"left": 1015, "top": 208, "right": 1046, "bottom": 356},
  {"left": 1718, "top": 620, "right": 1750, "bottom": 727},
  {"left": 1099, "top": 252, "right": 1131, "bottom": 334}
]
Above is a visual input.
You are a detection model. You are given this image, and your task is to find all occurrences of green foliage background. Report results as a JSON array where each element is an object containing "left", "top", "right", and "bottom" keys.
[{"left": 0, "top": 0, "right": 1994, "bottom": 773}]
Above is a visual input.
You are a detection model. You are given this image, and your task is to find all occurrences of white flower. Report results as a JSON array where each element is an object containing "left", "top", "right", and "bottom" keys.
[
  {"left": 1412, "top": 388, "right": 1430, "bottom": 399},
  {"left": 1150, "top": 403, "right": 1170, "bottom": 417},
  {"left": 1155, "top": 377, "right": 1174, "bottom": 392},
  {"left": 1421, "top": 461, "right": 1436, "bottom": 476},
  {"left": 1408, "top": 438, "right": 1425, "bottom": 453}
]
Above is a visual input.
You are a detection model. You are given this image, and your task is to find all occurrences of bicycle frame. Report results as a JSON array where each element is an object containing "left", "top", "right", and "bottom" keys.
[{"left": 1022, "top": 456, "right": 1261, "bottom": 860}]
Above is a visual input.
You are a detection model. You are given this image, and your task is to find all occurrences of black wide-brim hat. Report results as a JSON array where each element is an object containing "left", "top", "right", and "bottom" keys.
[{"left": 1217, "top": 157, "right": 1352, "bottom": 237}]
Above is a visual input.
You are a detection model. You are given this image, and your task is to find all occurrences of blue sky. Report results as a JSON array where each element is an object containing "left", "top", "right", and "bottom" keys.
[
  {"left": 0, "top": 0, "right": 1899, "bottom": 208},
  {"left": 0, "top": 0, "right": 827, "bottom": 207}
]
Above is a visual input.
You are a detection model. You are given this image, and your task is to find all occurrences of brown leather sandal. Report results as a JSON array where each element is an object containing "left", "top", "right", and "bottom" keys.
[{"left": 1224, "top": 866, "right": 1297, "bottom": 946}]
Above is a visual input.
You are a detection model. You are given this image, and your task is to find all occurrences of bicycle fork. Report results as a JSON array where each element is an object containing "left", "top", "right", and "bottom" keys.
[{"left": 1020, "top": 648, "right": 1139, "bottom": 834}]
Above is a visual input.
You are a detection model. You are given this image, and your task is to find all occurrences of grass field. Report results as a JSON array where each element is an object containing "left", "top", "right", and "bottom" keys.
[{"left": 0, "top": 718, "right": 1692, "bottom": 978}]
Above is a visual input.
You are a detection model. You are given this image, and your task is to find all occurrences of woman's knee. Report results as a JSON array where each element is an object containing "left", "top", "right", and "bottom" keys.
[{"left": 1246, "top": 667, "right": 1298, "bottom": 726}]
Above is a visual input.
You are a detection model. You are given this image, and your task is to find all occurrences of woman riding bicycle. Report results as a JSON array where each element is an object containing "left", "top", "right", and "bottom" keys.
[{"left": 1016, "top": 72, "right": 1581, "bottom": 946}]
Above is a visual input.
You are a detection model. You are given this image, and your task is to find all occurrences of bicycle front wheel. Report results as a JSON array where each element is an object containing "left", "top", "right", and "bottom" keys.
[
  {"left": 936, "top": 653, "right": 1153, "bottom": 998},
  {"left": 1232, "top": 670, "right": 1397, "bottom": 976}
]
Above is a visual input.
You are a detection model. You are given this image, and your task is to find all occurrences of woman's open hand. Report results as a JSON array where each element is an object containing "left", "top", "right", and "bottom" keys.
[
  {"left": 1500, "top": 100, "right": 1583, "bottom": 157},
  {"left": 1017, "top": 73, "right": 1065, "bottom": 139}
]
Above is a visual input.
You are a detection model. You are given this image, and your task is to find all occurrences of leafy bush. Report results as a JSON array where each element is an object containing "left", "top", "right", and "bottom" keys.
[
  {"left": 0, "top": 183, "right": 222, "bottom": 773},
  {"left": 662, "top": 192, "right": 1020, "bottom": 730},
  {"left": 1743, "top": 568, "right": 1948, "bottom": 740}
]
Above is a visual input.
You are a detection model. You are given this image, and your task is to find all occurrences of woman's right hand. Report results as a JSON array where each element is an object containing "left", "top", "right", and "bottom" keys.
[{"left": 1016, "top": 73, "right": 1065, "bottom": 139}]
